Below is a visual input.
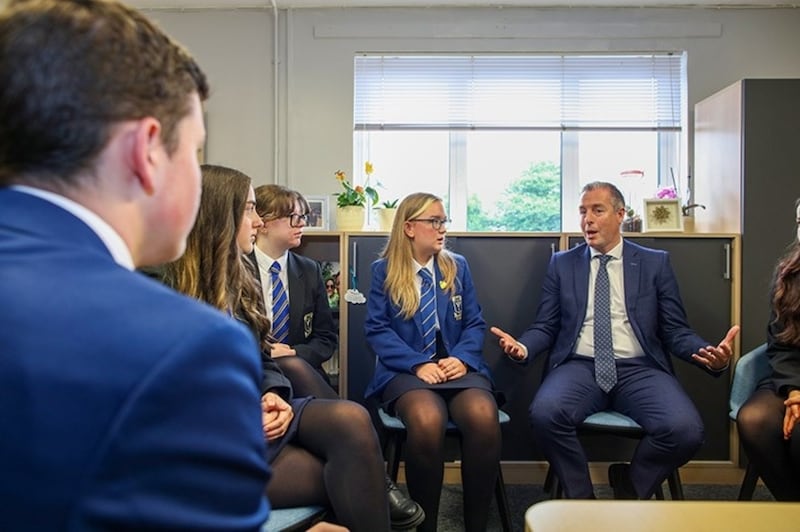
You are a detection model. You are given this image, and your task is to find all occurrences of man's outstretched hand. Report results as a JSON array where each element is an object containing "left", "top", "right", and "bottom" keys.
[
  {"left": 490, "top": 326, "right": 526, "bottom": 361},
  {"left": 690, "top": 325, "right": 740, "bottom": 371}
]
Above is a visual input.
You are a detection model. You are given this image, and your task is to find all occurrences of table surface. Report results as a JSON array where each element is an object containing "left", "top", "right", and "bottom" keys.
[{"left": 525, "top": 500, "right": 800, "bottom": 532}]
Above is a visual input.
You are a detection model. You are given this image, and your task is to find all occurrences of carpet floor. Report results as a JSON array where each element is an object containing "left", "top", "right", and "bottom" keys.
[{"left": 407, "top": 481, "right": 775, "bottom": 532}]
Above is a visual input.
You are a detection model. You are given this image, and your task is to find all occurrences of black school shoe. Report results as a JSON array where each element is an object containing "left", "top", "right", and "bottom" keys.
[
  {"left": 608, "top": 462, "right": 639, "bottom": 500},
  {"left": 386, "top": 477, "right": 425, "bottom": 530}
]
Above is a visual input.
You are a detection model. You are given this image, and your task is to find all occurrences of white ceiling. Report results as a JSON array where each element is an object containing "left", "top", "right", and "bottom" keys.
[{"left": 128, "top": 0, "right": 800, "bottom": 9}]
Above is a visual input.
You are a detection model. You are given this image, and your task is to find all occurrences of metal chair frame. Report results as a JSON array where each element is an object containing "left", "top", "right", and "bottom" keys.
[{"left": 378, "top": 408, "right": 512, "bottom": 532}]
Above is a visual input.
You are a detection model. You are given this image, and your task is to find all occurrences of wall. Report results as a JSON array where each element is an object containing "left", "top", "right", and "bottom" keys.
[{"left": 146, "top": 7, "right": 800, "bottom": 197}]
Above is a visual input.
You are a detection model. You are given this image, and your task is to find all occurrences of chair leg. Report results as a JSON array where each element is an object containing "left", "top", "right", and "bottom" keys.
[
  {"left": 494, "top": 464, "right": 512, "bottom": 532},
  {"left": 738, "top": 462, "right": 759, "bottom": 501},
  {"left": 543, "top": 465, "right": 553, "bottom": 492},
  {"left": 543, "top": 465, "right": 562, "bottom": 499},
  {"left": 384, "top": 433, "right": 401, "bottom": 482},
  {"left": 667, "top": 468, "right": 684, "bottom": 500}
]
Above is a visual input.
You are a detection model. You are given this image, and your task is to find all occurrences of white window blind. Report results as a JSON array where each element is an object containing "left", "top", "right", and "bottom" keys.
[{"left": 354, "top": 54, "right": 683, "bottom": 131}]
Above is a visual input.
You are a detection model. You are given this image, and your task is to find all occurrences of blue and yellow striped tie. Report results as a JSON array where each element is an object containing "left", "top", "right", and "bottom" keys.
[
  {"left": 418, "top": 269, "right": 436, "bottom": 357},
  {"left": 270, "top": 261, "right": 290, "bottom": 343}
]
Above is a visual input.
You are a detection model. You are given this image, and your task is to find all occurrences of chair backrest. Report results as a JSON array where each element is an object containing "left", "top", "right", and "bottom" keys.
[{"left": 729, "top": 343, "right": 770, "bottom": 420}]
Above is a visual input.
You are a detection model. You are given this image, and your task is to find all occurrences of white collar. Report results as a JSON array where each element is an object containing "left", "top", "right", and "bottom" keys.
[{"left": 11, "top": 185, "right": 134, "bottom": 270}]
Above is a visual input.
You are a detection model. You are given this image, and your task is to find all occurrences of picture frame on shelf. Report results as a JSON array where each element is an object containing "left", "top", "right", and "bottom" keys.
[
  {"left": 643, "top": 198, "right": 683, "bottom": 232},
  {"left": 304, "top": 195, "right": 329, "bottom": 231}
]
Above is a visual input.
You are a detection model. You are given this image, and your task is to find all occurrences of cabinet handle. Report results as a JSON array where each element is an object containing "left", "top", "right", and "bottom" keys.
[{"left": 723, "top": 243, "right": 731, "bottom": 280}]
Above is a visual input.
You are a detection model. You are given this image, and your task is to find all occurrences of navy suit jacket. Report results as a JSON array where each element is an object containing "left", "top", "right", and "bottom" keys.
[
  {"left": 250, "top": 251, "right": 337, "bottom": 372},
  {"left": 0, "top": 189, "right": 270, "bottom": 530},
  {"left": 364, "top": 253, "right": 492, "bottom": 398},
  {"left": 518, "top": 240, "right": 711, "bottom": 375}
]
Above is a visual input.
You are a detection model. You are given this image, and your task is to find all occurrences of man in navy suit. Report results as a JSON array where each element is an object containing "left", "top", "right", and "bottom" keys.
[
  {"left": 0, "top": 1, "right": 269, "bottom": 530},
  {"left": 492, "top": 181, "right": 738, "bottom": 499}
]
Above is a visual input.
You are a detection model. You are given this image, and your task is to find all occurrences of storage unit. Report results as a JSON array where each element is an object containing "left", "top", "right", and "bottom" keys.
[{"left": 694, "top": 78, "right": 800, "bottom": 353}]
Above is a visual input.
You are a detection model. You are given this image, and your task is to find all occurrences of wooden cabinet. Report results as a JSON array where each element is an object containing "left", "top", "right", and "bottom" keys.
[
  {"left": 623, "top": 236, "right": 734, "bottom": 461},
  {"left": 343, "top": 233, "right": 560, "bottom": 459},
  {"left": 694, "top": 79, "right": 800, "bottom": 354},
  {"left": 315, "top": 232, "right": 738, "bottom": 464},
  {"left": 294, "top": 232, "right": 343, "bottom": 390}
]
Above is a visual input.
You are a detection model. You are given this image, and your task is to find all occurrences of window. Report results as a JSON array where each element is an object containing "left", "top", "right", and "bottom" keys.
[{"left": 354, "top": 53, "right": 686, "bottom": 231}]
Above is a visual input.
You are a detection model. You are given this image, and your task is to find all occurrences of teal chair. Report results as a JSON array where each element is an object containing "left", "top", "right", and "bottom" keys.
[
  {"left": 543, "top": 410, "right": 685, "bottom": 500},
  {"left": 378, "top": 408, "right": 512, "bottom": 532},
  {"left": 262, "top": 506, "right": 327, "bottom": 532},
  {"left": 729, "top": 342, "right": 770, "bottom": 500}
]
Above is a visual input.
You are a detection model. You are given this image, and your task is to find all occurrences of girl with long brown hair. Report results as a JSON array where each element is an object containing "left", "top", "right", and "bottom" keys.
[
  {"left": 738, "top": 198, "right": 800, "bottom": 500},
  {"left": 162, "top": 164, "right": 392, "bottom": 531}
]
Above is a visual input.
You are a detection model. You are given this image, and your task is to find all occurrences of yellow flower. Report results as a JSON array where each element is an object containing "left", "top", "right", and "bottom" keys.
[
  {"left": 354, "top": 185, "right": 364, "bottom": 194},
  {"left": 364, "top": 161, "right": 374, "bottom": 176},
  {"left": 335, "top": 170, "right": 346, "bottom": 182}
]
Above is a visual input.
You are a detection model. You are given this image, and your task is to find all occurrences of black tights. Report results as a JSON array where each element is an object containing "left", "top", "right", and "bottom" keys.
[
  {"left": 737, "top": 388, "right": 800, "bottom": 500},
  {"left": 268, "top": 399, "right": 390, "bottom": 531},
  {"left": 394, "top": 388, "right": 501, "bottom": 532},
  {"left": 275, "top": 356, "right": 338, "bottom": 400}
]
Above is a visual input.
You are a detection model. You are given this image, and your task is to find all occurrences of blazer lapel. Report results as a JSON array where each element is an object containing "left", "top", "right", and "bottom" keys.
[
  {"left": 286, "top": 253, "right": 305, "bottom": 340},
  {"left": 434, "top": 261, "right": 451, "bottom": 330},
  {"left": 573, "top": 246, "right": 591, "bottom": 322},
  {"left": 622, "top": 241, "right": 640, "bottom": 313}
]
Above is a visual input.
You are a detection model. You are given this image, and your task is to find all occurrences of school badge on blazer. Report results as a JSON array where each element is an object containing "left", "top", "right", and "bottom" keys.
[
  {"left": 452, "top": 295, "right": 462, "bottom": 321},
  {"left": 303, "top": 312, "right": 313, "bottom": 337}
]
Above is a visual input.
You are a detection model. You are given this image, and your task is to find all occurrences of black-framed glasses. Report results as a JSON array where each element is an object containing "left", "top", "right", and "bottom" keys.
[
  {"left": 285, "top": 213, "right": 309, "bottom": 227},
  {"left": 410, "top": 217, "right": 451, "bottom": 230}
]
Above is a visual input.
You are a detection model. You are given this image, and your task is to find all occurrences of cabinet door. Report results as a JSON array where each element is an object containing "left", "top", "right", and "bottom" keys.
[
  {"left": 626, "top": 237, "right": 733, "bottom": 460},
  {"left": 569, "top": 236, "right": 733, "bottom": 460},
  {"left": 293, "top": 234, "right": 342, "bottom": 390},
  {"left": 346, "top": 235, "right": 559, "bottom": 459},
  {"left": 345, "top": 235, "right": 389, "bottom": 403},
  {"left": 448, "top": 236, "right": 559, "bottom": 459}
]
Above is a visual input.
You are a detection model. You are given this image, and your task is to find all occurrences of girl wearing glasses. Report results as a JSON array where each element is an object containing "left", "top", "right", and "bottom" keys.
[
  {"left": 249, "top": 184, "right": 339, "bottom": 399},
  {"left": 251, "top": 185, "right": 425, "bottom": 528},
  {"left": 364, "top": 192, "right": 501, "bottom": 532},
  {"left": 161, "top": 165, "right": 392, "bottom": 531}
]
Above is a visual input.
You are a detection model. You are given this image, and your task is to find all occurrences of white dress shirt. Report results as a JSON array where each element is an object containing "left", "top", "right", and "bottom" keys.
[
  {"left": 574, "top": 238, "right": 644, "bottom": 359},
  {"left": 414, "top": 258, "right": 440, "bottom": 330},
  {"left": 254, "top": 246, "right": 288, "bottom": 323}
]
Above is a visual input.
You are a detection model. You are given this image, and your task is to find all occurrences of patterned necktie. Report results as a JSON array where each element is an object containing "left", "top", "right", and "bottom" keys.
[
  {"left": 418, "top": 269, "right": 437, "bottom": 357},
  {"left": 594, "top": 254, "right": 617, "bottom": 392},
  {"left": 270, "top": 261, "right": 290, "bottom": 343}
]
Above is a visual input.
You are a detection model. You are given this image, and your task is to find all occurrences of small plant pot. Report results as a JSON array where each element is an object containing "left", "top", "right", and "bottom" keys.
[
  {"left": 622, "top": 216, "right": 642, "bottom": 233},
  {"left": 336, "top": 206, "right": 366, "bottom": 231},
  {"left": 376, "top": 208, "right": 397, "bottom": 232}
]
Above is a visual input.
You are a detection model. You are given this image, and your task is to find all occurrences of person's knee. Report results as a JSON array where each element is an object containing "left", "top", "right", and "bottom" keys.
[
  {"left": 737, "top": 401, "right": 776, "bottom": 439},
  {"left": 653, "top": 415, "right": 704, "bottom": 455},
  {"left": 528, "top": 396, "right": 568, "bottom": 435},
  {"left": 338, "top": 400, "right": 372, "bottom": 429}
]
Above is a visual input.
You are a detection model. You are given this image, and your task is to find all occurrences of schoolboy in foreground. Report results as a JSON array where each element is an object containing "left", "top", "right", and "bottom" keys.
[{"left": 0, "top": 1, "right": 269, "bottom": 529}]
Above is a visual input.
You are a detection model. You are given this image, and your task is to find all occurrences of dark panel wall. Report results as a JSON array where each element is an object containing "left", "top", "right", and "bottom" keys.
[{"left": 347, "top": 234, "right": 733, "bottom": 460}]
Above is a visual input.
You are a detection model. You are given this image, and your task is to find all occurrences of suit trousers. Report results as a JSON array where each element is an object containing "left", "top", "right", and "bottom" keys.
[{"left": 529, "top": 355, "right": 704, "bottom": 499}]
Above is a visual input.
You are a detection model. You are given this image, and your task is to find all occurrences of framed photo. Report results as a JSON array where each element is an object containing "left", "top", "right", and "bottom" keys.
[
  {"left": 304, "top": 195, "right": 329, "bottom": 231},
  {"left": 643, "top": 198, "right": 683, "bottom": 232}
]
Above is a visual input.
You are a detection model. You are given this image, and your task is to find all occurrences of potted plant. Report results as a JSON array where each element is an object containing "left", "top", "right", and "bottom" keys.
[
  {"left": 622, "top": 205, "right": 642, "bottom": 233},
  {"left": 333, "top": 167, "right": 378, "bottom": 231},
  {"left": 375, "top": 198, "right": 399, "bottom": 232}
]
